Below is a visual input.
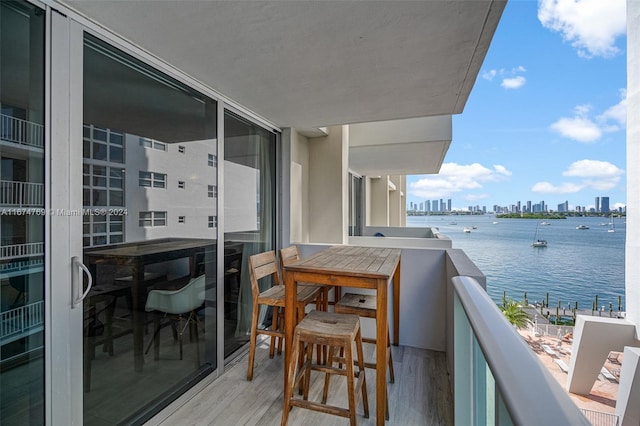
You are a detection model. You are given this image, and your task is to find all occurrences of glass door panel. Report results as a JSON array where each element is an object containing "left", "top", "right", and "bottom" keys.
[
  {"left": 81, "top": 34, "right": 218, "bottom": 424},
  {"left": 0, "top": 2, "right": 46, "bottom": 424},
  {"left": 223, "top": 110, "right": 276, "bottom": 358}
]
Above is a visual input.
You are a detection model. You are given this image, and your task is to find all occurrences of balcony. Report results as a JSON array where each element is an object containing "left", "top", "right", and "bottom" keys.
[
  {"left": 152, "top": 245, "right": 591, "bottom": 425},
  {"left": 0, "top": 242, "right": 45, "bottom": 261},
  {"left": 0, "top": 301, "right": 44, "bottom": 346},
  {"left": 0, "top": 180, "right": 45, "bottom": 207},
  {"left": 0, "top": 114, "right": 45, "bottom": 149}
]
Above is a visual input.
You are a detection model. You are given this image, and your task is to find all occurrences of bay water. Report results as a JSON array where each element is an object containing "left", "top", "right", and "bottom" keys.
[{"left": 406, "top": 214, "right": 626, "bottom": 311}]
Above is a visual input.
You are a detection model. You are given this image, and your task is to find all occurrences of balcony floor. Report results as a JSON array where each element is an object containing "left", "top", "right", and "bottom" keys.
[{"left": 157, "top": 341, "right": 453, "bottom": 425}]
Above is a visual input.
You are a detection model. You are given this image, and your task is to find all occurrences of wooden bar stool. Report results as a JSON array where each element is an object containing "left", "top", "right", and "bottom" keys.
[
  {"left": 334, "top": 292, "right": 394, "bottom": 419},
  {"left": 334, "top": 293, "right": 395, "bottom": 381},
  {"left": 281, "top": 310, "right": 369, "bottom": 426},
  {"left": 247, "top": 251, "right": 323, "bottom": 381}
]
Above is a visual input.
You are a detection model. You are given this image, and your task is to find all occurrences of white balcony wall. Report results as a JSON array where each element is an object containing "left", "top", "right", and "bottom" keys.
[
  {"left": 288, "top": 126, "right": 349, "bottom": 244},
  {"left": 388, "top": 175, "right": 405, "bottom": 227},
  {"left": 296, "top": 243, "right": 483, "bottom": 354},
  {"left": 288, "top": 129, "right": 310, "bottom": 243},
  {"left": 367, "top": 176, "right": 389, "bottom": 226},
  {"left": 305, "top": 127, "right": 349, "bottom": 244}
]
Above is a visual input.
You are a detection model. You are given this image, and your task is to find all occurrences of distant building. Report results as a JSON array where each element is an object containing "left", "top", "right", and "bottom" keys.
[{"left": 601, "top": 196, "right": 610, "bottom": 213}]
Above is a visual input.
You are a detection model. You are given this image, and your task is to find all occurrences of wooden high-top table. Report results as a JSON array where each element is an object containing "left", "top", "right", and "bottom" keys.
[{"left": 283, "top": 246, "right": 401, "bottom": 425}]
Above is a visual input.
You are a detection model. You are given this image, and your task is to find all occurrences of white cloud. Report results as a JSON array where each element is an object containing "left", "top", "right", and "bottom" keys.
[
  {"left": 482, "top": 69, "right": 498, "bottom": 81},
  {"left": 501, "top": 76, "right": 526, "bottom": 89},
  {"left": 538, "top": 0, "right": 626, "bottom": 58},
  {"left": 598, "top": 89, "right": 627, "bottom": 126},
  {"left": 613, "top": 202, "right": 626, "bottom": 210},
  {"left": 563, "top": 159, "right": 624, "bottom": 191},
  {"left": 533, "top": 159, "right": 624, "bottom": 194},
  {"left": 550, "top": 116, "right": 602, "bottom": 142},
  {"left": 550, "top": 94, "right": 626, "bottom": 142},
  {"left": 493, "top": 164, "right": 512, "bottom": 177},
  {"left": 408, "top": 163, "right": 511, "bottom": 199},
  {"left": 562, "top": 159, "right": 624, "bottom": 178},
  {"left": 531, "top": 181, "right": 584, "bottom": 194},
  {"left": 482, "top": 66, "right": 527, "bottom": 89}
]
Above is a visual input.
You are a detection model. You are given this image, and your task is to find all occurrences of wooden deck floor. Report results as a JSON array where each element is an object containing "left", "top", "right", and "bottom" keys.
[{"left": 156, "top": 341, "right": 453, "bottom": 426}]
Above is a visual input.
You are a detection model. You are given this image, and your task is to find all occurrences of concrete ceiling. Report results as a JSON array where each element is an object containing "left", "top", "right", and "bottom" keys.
[
  {"left": 63, "top": 0, "right": 505, "bottom": 131},
  {"left": 349, "top": 115, "right": 452, "bottom": 176}
]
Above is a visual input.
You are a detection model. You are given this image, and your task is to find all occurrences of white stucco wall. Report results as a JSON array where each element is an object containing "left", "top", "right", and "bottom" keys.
[
  {"left": 367, "top": 176, "right": 389, "bottom": 226},
  {"left": 289, "top": 129, "right": 310, "bottom": 243},
  {"left": 297, "top": 243, "right": 453, "bottom": 351},
  {"left": 308, "top": 126, "right": 348, "bottom": 244}
]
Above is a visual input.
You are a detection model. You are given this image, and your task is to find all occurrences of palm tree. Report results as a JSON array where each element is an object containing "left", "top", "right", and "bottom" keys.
[{"left": 500, "top": 297, "right": 531, "bottom": 329}]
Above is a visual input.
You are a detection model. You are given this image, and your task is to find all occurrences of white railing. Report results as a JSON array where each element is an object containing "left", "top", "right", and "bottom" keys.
[
  {"left": 0, "top": 180, "right": 44, "bottom": 206},
  {"left": 0, "top": 258, "right": 44, "bottom": 274},
  {"left": 0, "top": 114, "right": 44, "bottom": 148},
  {"left": 452, "top": 276, "right": 590, "bottom": 425},
  {"left": 0, "top": 301, "right": 45, "bottom": 345},
  {"left": 533, "top": 323, "right": 574, "bottom": 339},
  {"left": 581, "top": 408, "right": 619, "bottom": 426},
  {"left": 0, "top": 242, "right": 44, "bottom": 260}
]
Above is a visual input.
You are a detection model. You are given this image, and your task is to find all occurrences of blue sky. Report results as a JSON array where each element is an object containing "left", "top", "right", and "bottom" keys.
[{"left": 406, "top": 0, "right": 627, "bottom": 212}]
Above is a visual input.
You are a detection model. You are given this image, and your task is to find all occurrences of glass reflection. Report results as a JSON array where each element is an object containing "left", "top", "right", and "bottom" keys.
[{"left": 82, "top": 34, "right": 217, "bottom": 424}]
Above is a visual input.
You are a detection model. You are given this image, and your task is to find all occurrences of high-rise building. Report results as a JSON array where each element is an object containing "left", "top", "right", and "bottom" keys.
[
  {"left": 601, "top": 196, "right": 610, "bottom": 213},
  {"left": 595, "top": 197, "right": 600, "bottom": 213}
]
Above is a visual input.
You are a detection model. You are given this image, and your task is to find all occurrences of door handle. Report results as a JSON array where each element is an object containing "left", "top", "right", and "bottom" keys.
[{"left": 72, "top": 256, "right": 92, "bottom": 308}]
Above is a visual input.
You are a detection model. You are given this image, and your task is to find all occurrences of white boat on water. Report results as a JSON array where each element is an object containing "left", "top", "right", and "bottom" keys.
[
  {"left": 532, "top": 222, "right": 548, "bottom": 247},
  {"left": 608, "top": 215, "right": 616, "bottom": 233},
  {"left": 576, "top": 225, "right": 590, "bottom": 230},
  {"left": 463, "top": 227, "right": 472, "bottom": 233},
  {"left": 540, "top": 221, "right": 550, "bottom": 226}
]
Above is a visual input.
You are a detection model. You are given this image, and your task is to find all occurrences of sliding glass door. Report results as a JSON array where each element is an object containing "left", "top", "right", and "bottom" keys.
[
  {"left": 0, "top": 4, "right": 281, "bottom": 423},
  {"left": 223, "top": 111, "right": 276, "bottom": 358},
  {"left": 0, "top": 2, "right": 46, "bottom": 424},
  {"left": 79, "top": 34, "right": 219, "bottom": 424}
]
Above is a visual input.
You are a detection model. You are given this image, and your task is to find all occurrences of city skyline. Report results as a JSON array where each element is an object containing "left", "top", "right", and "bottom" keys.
[
  {"left": 407, "top": 194, "right": 624, "bottom": 214},
  {"left": 405, "top": 0, "right": 626, "bottom": 212}
]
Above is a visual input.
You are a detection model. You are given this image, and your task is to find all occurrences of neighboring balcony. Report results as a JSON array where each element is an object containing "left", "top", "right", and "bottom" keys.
[
  {"left": 0, "top": 242, "right": 45, "bottom": 261},
  {"left": 0, "top": 301, "right": 44, "bottom": 347},
  {"left": 0, "top": 180, "right": 45, "bottom": 207},
  {"left": 154, "top": 239, "right": 590, "bottom": 425},
  {"left": 0, "top": 114, "right": 45, "bottom": 149}
]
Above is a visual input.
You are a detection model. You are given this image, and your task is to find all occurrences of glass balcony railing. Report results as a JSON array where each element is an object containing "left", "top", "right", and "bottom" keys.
[{"left": 452, "top": 275, "right": 590, "bottom": 425}]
